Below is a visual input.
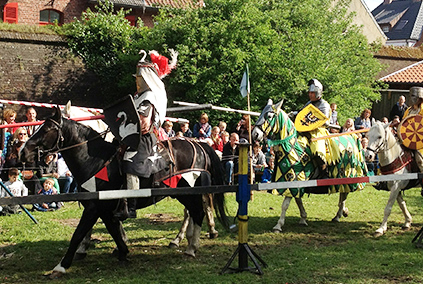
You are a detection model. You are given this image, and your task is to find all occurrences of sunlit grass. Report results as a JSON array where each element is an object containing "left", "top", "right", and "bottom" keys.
[{"left": 1, "top": 185, "right": 423, "bottom": 283}]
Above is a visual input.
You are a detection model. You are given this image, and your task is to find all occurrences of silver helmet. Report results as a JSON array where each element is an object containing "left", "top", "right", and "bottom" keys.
[
  {"left": 409, "top": 86, "right": 423, "bottom": 105},
  {"left": 308, "top": 79, "right": 323, "bottom": 99}
]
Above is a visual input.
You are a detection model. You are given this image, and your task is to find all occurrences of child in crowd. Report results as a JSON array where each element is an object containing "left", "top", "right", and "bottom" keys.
[
  {"left": 341, "top": 118, "right": 355, "bottom": 133},
  {"left": 180, "top": 122, "right": 193, "bottom": 137},
  {"left": 33, "top": 178, "right": 61, "bottom": 211},
  {"left": 211, "top": 126, "right": 224, "bottom": 152},
  {"left": 163, "top": 121, "right": 175, "bottom": 138},
  {"left": 0, "top": 168, "right": 28, "bottom": 215},
  {"left": 218, "top": 121, "right": 227, "bottom": 134},
  {"left": 261, "top": 156, "right": 275, "bottom": 183},
  {"left": 221, "top": 131, "right": 230, "bottom": 146}
]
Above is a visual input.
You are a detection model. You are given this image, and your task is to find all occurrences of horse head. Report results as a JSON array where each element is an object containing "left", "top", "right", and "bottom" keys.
[
  {"left": 366, "top": 121, "right": 391, "bottom": 162},
  {"left": 20, "top": 106, "right": 63, "bottom": 164},
  {"left": 252, "top": 98, "right": 292, "bottom": 142}
]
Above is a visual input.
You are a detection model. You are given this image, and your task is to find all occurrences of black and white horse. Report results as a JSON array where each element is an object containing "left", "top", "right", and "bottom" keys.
[{"left": 20, "top": 107, "right": 228, "bottom": 278}]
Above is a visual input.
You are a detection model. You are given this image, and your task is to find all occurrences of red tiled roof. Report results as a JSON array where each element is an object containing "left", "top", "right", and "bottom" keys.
[
  {"left": 380, "top": 60, "right": 423, "bottom": 83},
  {"left": 145, "top": 0, "right": 204, "bottom": 8}
]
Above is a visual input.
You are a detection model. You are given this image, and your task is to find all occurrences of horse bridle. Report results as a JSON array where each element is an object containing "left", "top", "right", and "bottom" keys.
[
  {"left": 366, "top": 125, "right": 394, "bottom": 154},
  {"left": 36, "top": 118, "right": 109, "bottom": 158}
]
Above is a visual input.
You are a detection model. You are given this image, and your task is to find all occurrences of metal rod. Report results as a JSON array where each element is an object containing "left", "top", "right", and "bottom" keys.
[{"left": 173, "top": 101, "right": 261, "bottom": 116}]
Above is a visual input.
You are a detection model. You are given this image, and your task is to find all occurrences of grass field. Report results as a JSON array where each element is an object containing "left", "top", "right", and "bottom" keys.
[{"left": 1, "top": 185, "right": 423, "bottom": 283}]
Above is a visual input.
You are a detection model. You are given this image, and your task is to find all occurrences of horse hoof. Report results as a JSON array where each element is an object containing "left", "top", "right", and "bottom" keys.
[
  {"left": 331, "top": 218, "right": 340, "bottom": 223},
  {"left": 74, "top": 252, "right": 87, "bottom": 261},
  {"left": 343, "top": 208, "right": 349, "bottom": 218},
  {"left": 48, "top": 271, "right": 64, "bottom": 279},
  {"left": 168, "top": 242, "right": 179, "bottom": 249},
  {"left": 184, "top": 250, "right": 196, "bottom": 258},
  {"left": 374, "top": 231, "right": 384, "bottom": 238},
  {"left": 402, "top": 226, "right": 411, "bottom": 231},
  {"left": 273, "top": 229, "right": 282, "bottom": 233},
  {"left": 208, "top": 232, "right": 218, "bottom": 239}
]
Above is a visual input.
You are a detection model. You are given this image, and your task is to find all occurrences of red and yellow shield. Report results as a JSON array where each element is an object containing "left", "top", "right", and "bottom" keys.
[{"left": 398, "top": 114, "right": 423, "bottom": 150}]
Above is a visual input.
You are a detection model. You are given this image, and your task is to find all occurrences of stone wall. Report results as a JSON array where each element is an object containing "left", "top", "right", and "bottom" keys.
[{"left": 0, "top": 31, "right": 102, "bottom": 120}]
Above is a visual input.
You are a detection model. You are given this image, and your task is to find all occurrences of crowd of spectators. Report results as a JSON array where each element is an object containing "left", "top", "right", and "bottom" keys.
[{"left": 0, "top": 106, "right": 76, "bottom": 215}]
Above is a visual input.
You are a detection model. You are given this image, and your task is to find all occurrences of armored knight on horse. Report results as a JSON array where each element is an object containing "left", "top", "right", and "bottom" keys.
[{"left": 104, "top": 49, "right": 178, "bottom": 219}]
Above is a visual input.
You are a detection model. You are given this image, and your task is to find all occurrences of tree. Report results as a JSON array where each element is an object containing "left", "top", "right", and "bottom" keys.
[
  {"left": 62, "top": 0, "right": 146, "bottom": 105},
  {"left": 145, "top": 0, "right": 382, "bottom": 125}
]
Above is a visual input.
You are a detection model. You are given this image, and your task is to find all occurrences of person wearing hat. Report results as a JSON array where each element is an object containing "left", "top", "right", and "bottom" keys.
[
  {"left": 303, "top": 79, "right": 331, "bottom": 123},
  {"left": 115, "top": 50, "right": 178, "bottom": 220}
]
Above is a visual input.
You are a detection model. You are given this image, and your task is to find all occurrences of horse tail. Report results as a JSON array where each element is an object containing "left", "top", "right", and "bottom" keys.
[{"left": 198, "top": 142, "right": 230, "bottom": 230}]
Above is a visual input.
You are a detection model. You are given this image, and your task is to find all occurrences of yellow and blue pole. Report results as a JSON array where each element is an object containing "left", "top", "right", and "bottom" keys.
[{"left": 221, "top": 143, "right": 267, "bottom": 274}]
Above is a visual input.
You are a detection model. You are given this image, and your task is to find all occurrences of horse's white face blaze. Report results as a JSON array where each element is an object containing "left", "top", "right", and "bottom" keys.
[{"left": 366, "top": 123, "right": 385, "bottom": 161}]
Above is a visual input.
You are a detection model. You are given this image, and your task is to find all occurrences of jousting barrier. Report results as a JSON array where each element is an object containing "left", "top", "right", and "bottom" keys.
[{"left": 0, "top": 99, "right": 189, "bottom": 124}]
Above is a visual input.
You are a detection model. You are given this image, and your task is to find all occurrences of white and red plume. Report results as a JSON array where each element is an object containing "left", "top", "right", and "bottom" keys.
[{"left": 148, "top": 49, "right": 178, "bottom": 79}]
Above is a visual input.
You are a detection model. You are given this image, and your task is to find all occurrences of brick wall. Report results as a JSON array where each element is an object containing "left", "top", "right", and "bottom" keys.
[
  {"left": 0, "top": 31, "right": 102, "bottom": 120},
  {"left": 0, "top": 0, "right": 88, "bottom": 25}
]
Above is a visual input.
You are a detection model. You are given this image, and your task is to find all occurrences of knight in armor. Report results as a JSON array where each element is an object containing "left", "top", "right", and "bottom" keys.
[
  {"left": 112, "top": 49, "right": 178, "bottom": 220},
  {"left": 402, "top": 86, "right": 423, "bottom": 173},
  {"left": 297, "top": 79, "right": 332, "bottom": 172}
]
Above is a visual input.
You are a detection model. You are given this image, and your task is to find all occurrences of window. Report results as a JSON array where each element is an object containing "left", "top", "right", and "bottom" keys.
[
  {"left": 39, "top": 9, "right": 63, "bottom": 25},
  {"left": 125, "top": 15, "right": 136, "bottom": 27},
  {"left": 3, "top": 2, "right": 18, "bottom": 24},
  {"left": 395, "top": 20, "right": 408, "bottom": 30},
  {"left": 382, "top": 25, "right": 390, "bottom": 33}
]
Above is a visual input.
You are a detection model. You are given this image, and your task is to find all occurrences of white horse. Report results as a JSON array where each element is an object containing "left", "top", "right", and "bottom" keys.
[
  {"left": 366, "top": 121, "right": 419, "bottom": 237},
  {"left": 63, "top": 101, "right": 219, "bottom": 252}
]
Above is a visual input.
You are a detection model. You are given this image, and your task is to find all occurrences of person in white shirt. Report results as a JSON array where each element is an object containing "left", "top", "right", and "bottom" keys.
[{"left": 1, "top": 167, "right": 28, "bottom": 215}]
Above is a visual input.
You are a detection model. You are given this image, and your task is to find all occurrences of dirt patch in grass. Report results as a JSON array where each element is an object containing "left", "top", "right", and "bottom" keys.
[
  {"left": 54, "top": 218, "right": 80, "bottom": 227},
  {"left": 145, "top": 213, "right": 180, "bottom": 224}
]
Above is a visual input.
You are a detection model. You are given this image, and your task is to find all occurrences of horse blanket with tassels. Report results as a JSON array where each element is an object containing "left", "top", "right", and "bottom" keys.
[{"left": 268, "top": 121, "right": 367, "bottom": 198}]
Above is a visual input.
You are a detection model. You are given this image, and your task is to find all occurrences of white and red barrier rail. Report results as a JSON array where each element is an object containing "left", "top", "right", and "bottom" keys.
[
  {"left": 1, "top": 173, "right": 421, "bottom": 206},
  {"left": 0, "top": 99, "right": 189, "bottom": 124}
]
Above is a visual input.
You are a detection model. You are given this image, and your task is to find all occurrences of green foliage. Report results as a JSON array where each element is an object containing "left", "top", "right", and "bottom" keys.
[
  {"left": 145, "top": 0, "right": 382, "bottom": 126},
  {"left": 61, "top": 0, "right": 147, "bottom": 105}
]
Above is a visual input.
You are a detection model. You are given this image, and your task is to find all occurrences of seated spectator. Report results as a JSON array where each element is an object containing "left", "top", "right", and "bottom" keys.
[
  {"left": 211, "top": 126, "right": 224, "bottom": 153},
  {"left": 36, "top": 153, "right": 60, "bottom": 193},
  {"left": 0, "top": 168, "right": 28, "bottom": 215},
  {"left": 261, "top": 156, "right": 275, "bottom": 183},
  {"left": 354, "top": 109, "right": 375, "bottom": 132},
  {"left": 193, "top": 113, "right": 211, "bottom": 140},
  {"left": 218, "top": 121, "right": 227, "bottom": 134},
  {"left": 57, "top": 153, "right": 77, "bottom": 194},
  {"left": 180, "top": 122, "right": 193, "bottom": 138},
  {"left": 222, "top": 133, "right": 239, "bottom": 184},
  {"left": 251, "top": 141, "right": 267, "bottom": 182},
  {"left": 381, "top": 117, "right": 389, "bottom": 124},
  {"left": 163, "top": 121, "right": 175, "bottom": 138},
  {"left": 221, "top": 131, "right": 230, "bottom": 146},
  {"left": 33, "top": 178, "right": 61, "bottom": 212},
  {"left": 341, "top": 118, "right": 355, "bottom": 133},
  {"left": 175, "top": 131, "right": 184, "bottom": 138},
  {"left": 390, "top": 115, "right": 401, "bottom": 135},
  {"left": 361, "top": 138, "right": 375, "bottom": 176},
  {"left": 1, "top": 127, "right": 42, "bottom": 195}
]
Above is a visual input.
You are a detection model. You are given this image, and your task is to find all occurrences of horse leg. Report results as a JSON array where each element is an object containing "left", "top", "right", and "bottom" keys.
[
  {"left": 294, "top": 197, "right": 308, "bottom": 226},
  {"left": 169, "top": 208, "right": 190, "bottom": 248},
  {"left": 112, "top": 221, "right": 128, "bottom": 257},
  {"left": 375, "top": 182, "right": 400, "bottom": 237},
  {"left": 74, "top": 229, "right": 92, "bottom": 261},
  {"left": 178, "top": 194, "right": 205, "bottom": 257},
  {"left": 51, "top": 204, "right": 99, "bottom": 278},
  {"left": 100, "top": 211, "right": 129, "bottom": 262},
  {"left": 332, "top": 192, "right": 349, "bottom": 222},
  {"left": 396, "top": 192, "right": 412, "bottom": 230},
  {"left": 203, "top": 193, "right": 218, "bottom": 239},
  {"left": 273, "top": 196, "right": 292, "bottom": 233}
]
